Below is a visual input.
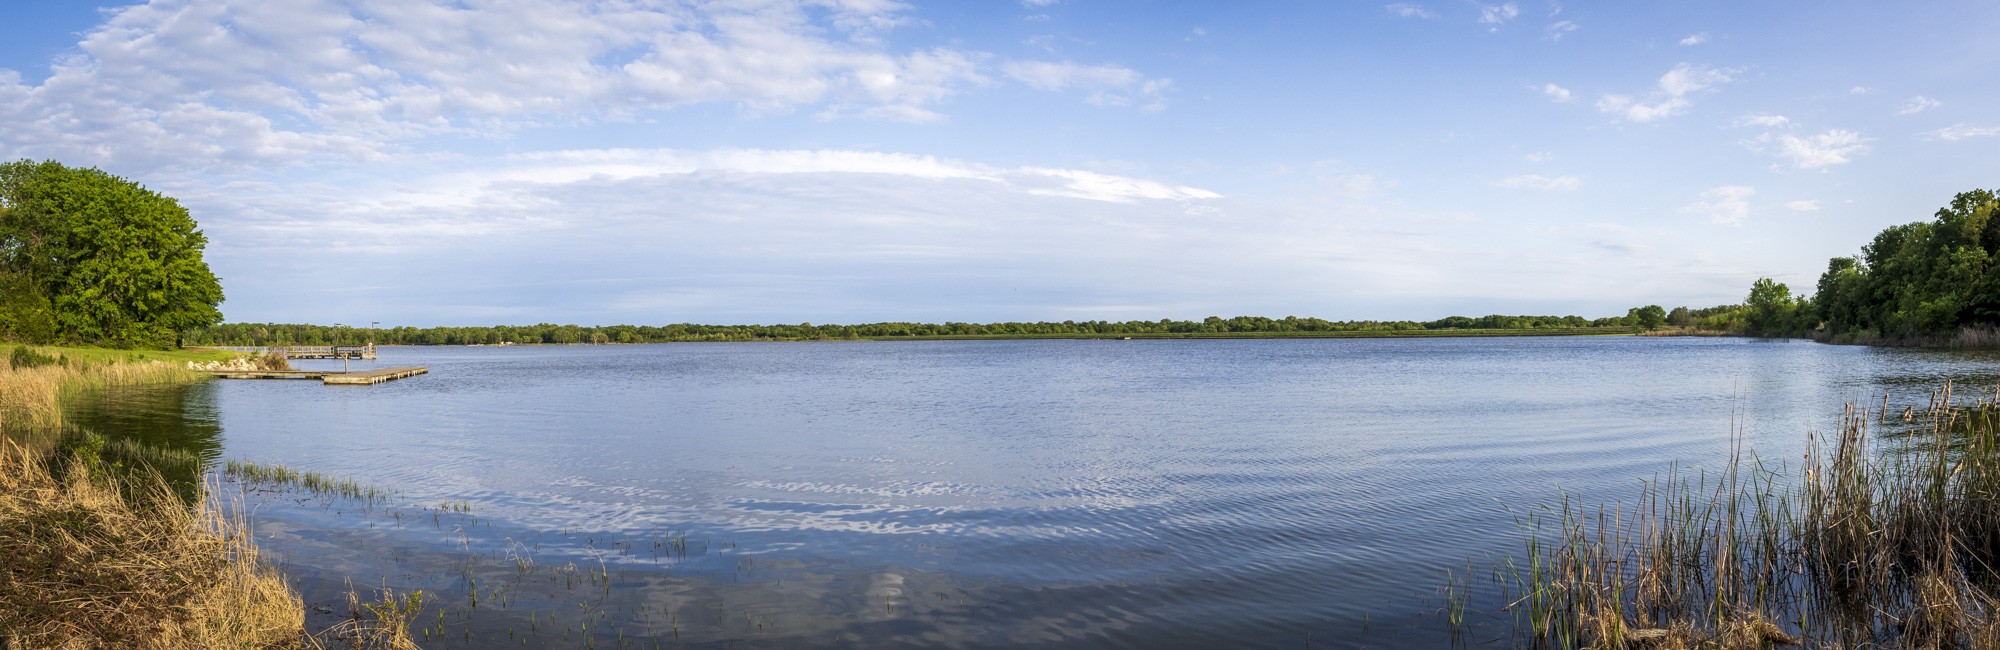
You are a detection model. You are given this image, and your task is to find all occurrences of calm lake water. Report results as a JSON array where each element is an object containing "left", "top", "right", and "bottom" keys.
[{"left": 66, "top": 336, "right": 2000, "bottom": 648}]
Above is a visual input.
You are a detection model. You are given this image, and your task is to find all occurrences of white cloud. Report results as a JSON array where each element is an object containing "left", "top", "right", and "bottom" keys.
[
  {"left": 1001, "top": 61, "right": 1172, "bottom": 110},
  {"left": 1522, "top": 151, "right": 1553, "bottom": 162},
  {"left": 1849, "top": 86, "right": 1875, "bottom": 95},
  {"left": 1595, "top": 63, "right": 1735, "bottom": 123},
  {"left": 1786, "top": 200, "right": 1821, "bottom": 212},
  {"left": 1477, "top": 3, "right": 1520, "bottom": 25},
  {"left": 1682, "top": 186, "right": 1754, "bottom": 225},
  {"left": 1896, "top": 95, "right": 1942, "bottom": 115},
  {"left": 0, "top": 0, "right": 1185, "bottom": 175},
  {"left": 1731, "top": 113, "right": 1791, "bottom": 128},
  {"left": 1494, "top": 174, "right": 1582, "bottom": 191},
  {"left": 1679, "top": 33, "right": 1707, "bottom": 46},
  {"left": 1777, "top": 129, "right": 1870, "bottom": 168},
  {"left": 1545, "top": 20, "right": 1577, "bottom": 40},
  {"left": 1018, "top": 167, "right": 1221, "bottom": 203},
  {"left": 1022, "top": 0, "right": 1059, "bottom": 6},
  {"left": 1385, "top": 3, "right": 1438, "bottom": 19},
  {"left": 1925, "top": 124, "right": 2000, "bottom": 141},
  {"left": 1657, "top": 64, "right": 1732, "bottom": 96},
  {"left": 1541, "top": 83, "right": 1574, "bottom": 102}
]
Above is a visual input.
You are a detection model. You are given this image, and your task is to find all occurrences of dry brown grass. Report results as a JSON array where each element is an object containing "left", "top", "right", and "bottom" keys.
[
  {"left": 0, "top": 440, "right": 304, "bottom": 648},
  {"left": 1, "top": 348, "right": 425, "bottom": 649}
]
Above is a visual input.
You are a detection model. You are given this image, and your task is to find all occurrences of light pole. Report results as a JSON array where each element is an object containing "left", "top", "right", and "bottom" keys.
[{"left": 334, "top": 323, "right": 348, "bottom": 372}]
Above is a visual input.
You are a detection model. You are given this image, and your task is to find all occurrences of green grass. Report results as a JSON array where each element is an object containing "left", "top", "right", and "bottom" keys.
[
  {"left": 20, "top": 345, "right": 242, "bottom": 366},
  {"left": 7, "top": 342, "right": 246, "bottom": 368}
]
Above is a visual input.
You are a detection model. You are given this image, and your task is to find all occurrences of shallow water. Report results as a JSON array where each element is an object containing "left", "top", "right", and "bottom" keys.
[{"left": 69, "top": 336, "right": 2000, "bottom": 647}]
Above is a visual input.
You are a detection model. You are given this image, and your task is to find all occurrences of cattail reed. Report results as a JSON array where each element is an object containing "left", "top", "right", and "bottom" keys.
[{"left": 1486, "top": 384, "right": 2000, "bottom": 648}]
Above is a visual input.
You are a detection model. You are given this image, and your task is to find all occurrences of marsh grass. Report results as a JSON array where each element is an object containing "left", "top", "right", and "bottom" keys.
[
  {"left": 0, "top": 440, "right": 305, "bottom": 648},
  {"left": 1492, "top": 383, "right": 2000, "bottom": 648}
]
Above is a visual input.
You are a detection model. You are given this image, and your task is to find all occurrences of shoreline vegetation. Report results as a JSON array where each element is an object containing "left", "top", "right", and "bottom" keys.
[
  {"left": 0, "top": 347, "right": 420, "bottom": 649},
  {"left": 1479, "top": 383, "right": 2000, "bottom": 648},
  {"left": 0, "top": 346, "right": 304, "bottom": 648},
  {"left": 185, "top": 319, "right": 1652, "bottom": 347}
]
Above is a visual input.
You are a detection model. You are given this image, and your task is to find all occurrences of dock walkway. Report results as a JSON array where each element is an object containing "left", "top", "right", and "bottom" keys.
[
  {"left": 201, "top": 366, "right": 427, "bottom": 385},
  {"left": 202, "top": 345, "right": 377, "bottom": 360}
]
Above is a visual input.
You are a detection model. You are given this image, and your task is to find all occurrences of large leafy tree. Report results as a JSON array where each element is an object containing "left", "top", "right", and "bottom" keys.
[{"left": 0, "top": 160, "right": 223, "bottom": 347}]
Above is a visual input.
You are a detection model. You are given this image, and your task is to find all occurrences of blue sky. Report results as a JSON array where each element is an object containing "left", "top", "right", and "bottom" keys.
[{"left": 2, "top": 1, "right": 1996, "bottom": 326}]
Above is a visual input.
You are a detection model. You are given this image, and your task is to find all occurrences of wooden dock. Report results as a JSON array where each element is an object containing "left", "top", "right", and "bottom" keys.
[{"left": 201, "top": 366, "right": 427, "bottom": 385}]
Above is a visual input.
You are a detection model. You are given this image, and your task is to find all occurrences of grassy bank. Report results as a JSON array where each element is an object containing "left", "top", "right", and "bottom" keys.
[
  {"left": 0, "top": 346, "right": 377, "bottom": 648},
  {"left": 1813, "top": 326, "right": 2000, "bottom": 349},
  {"left": 0, "top": 346, "right": 214, "bottom": 450},
  {"left": 1489, "top": 383, "right": 2000, "bottom": 648}
]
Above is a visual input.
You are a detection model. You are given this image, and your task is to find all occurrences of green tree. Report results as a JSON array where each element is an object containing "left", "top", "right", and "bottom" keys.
[
  {"left": 1813, "top": 257, "right": 1867, "bottom": 334},
  {"left": 1745, "top": 278, "right": 1797, "bottom": 336},
  {"left": 0, "top": 160, "right": 223, "bottom": 347},
  {"left": 1628, "top": 305, "right": 1667, "bottom": 330}
]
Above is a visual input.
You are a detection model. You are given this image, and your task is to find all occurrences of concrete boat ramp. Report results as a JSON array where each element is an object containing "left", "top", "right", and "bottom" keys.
[{"left": 202, "top": 366, "right": 428, "bottom": 385}]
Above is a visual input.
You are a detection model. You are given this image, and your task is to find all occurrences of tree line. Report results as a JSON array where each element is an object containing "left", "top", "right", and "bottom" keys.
[
  {"left": 183, "top": 314, "right": 1653, "bottom": 346},
  {"left": 1678, "top": 187, "right": 2000, "bottom": 342}
]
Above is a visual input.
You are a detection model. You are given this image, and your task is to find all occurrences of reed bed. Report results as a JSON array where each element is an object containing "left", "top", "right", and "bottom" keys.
[
  {"left": 0, "top": 440, "right": 304, "bottom": 648},
  {"left": 1495, "top": 382, "right": 2000, "bottom": 648}
]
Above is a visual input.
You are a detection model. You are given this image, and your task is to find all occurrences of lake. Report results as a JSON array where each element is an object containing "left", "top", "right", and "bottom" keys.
[{"left": 65, "top": 336, "right": 2000, "bottom": 648}]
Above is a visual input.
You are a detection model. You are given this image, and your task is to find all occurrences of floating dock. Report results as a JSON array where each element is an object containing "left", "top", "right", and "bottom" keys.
[{"left": 201, "top": 366, "right": 428, "bottom": 385}]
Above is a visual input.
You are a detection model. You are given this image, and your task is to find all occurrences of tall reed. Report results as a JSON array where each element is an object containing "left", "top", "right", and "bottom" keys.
[{"left": 1495, "top": 385, "right": 2000, "bottom": 648}]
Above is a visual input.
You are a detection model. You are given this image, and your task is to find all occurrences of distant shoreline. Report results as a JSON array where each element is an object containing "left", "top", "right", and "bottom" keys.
[{"left": 341, "top": 327, "right": 1645, "bottom": 346}]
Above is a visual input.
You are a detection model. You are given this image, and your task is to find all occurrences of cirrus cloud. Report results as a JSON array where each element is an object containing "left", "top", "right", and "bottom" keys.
[
  {"left": 1682, "top": 185, "right": 1754, "bottom": 225},
  {"left": 1494, "top": 174, "right": 1582, "bottom": 191},
  {"left": 1000, "top": 60, "right": 1172, "bottom": 110},
  {"left": 1924, "top": 124, "right": 2000, "bottom": 141},
  {"left": 1595, "top": 63, "right": 1736, "bottom": 123}
]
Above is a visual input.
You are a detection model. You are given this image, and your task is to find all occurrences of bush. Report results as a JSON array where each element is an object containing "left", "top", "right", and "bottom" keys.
[{"left": 8, "top": 345, "right": 59, "bottom": 370}]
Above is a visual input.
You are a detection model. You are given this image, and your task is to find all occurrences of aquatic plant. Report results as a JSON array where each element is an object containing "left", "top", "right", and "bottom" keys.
[
  {"left": 1489, "top": 382, "right": 2000, "bottom": 648},
  {"left": 323, "top": 584, "right": 424, "bottom": 650},
  {"left": 223, "top": 459, "right": 393, "bottom": 506}
]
